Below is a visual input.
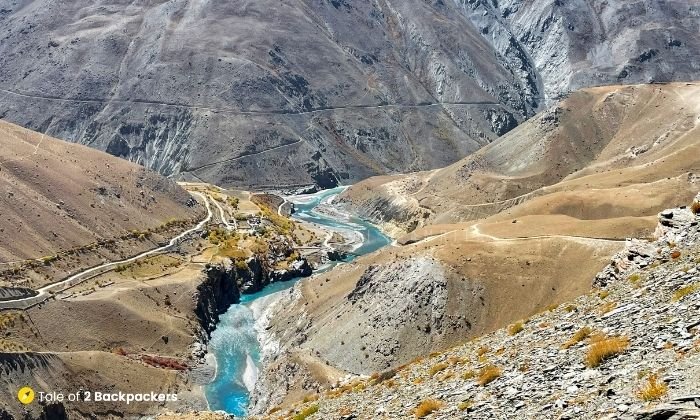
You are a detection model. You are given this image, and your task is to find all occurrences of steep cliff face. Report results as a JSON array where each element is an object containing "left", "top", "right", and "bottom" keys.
[
  {"left": 250, "top": 233, "right": 623, "bottom": 412},
  {"left": 194, "top": 257, "right": 312, "bottom": 340},
  {"left": 194, "top": 262, "right": 242, "bottom": 340}
]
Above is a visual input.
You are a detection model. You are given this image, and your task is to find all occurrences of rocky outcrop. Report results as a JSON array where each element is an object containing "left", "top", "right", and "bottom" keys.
[
  {"left": 456, "top": 0, "right": 700, "bottom": 102},
  {"left": 236, "top": 256, "right": 313, "bottom": 295},
  {"left": 194, "top": 257, "right": 313, "bottom": 339},
  {"left": 194, "top": 262, "right": 242, "bottom": 340},
  {"left": 0, "top": 354, "right": 79, "bottom": 419}
]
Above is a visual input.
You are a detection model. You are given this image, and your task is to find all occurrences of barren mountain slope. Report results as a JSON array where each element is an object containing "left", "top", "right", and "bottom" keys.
[
  {"left": 0, "top": 0, "right": 697, "bottom": 188},
  {"left": 0, "top": 120, "right": 204, "bottom": 294},
  {"left": 0, "top": 0, "right": 538, "bottom": 189},
  {"left": 279, "top": 196, "right": 700, "bottom": 420},
  {"left": 340, "top": 83, "right": 700, "bottom": 234},
  {"left": 0, "top": 120, "right": 201, "bottom": 262},
  {"left": 458, "top": 0, "right": 700, "bottom": 100},
  {"left": 250, "top": 83, "right": 700, "bottom": 412}
]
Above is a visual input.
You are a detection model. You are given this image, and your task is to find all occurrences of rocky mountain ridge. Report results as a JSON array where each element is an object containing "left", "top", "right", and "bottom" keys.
[
  {"left": 0, "top": 0, "right": 697, "bottom": 188},
  {"left": 266, "top": 193, "right": 700, "bottom": 419}
]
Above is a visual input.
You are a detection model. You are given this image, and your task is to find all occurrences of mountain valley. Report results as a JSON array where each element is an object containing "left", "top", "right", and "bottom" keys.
[{"left": 0, "top": 1, "right": 699, "bottom": 419}]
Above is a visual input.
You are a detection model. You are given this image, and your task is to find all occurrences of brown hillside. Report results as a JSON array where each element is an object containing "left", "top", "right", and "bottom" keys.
[
  {"left": 252, "top": 83, "right": 700, "bottom": 411},
  {"left": 339, "top": 82, "right": 700, "bottom": 234},
  {"left": 0, "top": 120, "right": 201, "bottom": 263}
]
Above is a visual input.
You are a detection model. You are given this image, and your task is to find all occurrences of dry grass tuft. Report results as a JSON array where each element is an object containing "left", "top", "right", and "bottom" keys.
[
  {"left": 414, "top": 399, "right": 443, "bottom": 418},
  {"left": 292, "top": 404, "right": 319, "bottom": 420},
  {"left": 475, "top": 346, "right": 489, "bottom": 357},
  {"left": 585, "top": 336, "right": 629, "bottom": 368},
  {"left": 302, "top": 393, "right": 319, "bottom": 403},
  {"left": 691, "top": 200, "right": 700, "bottom": 215},
  {"left": 508, "top": 321, "right": 525, "bottom": 336},
  {"left": 448, "top": 356, "right": 467, "bottom": 365},
  {"left": 636, "top": 374, "right": 668, "bottom": 401},
  {"left": 457, "top": 400, "right": 473, "bottom": 411},
  {"left": 599, "top": 301, "right": 618, "bottom": 315},
  {"left": 439, "top": 371, "right": 455, "bottom": 381},
  {"left": 562, "top": 326, "right": 593, "bottom": 349},
  {"left": 672, "top": 283, "right": 700, "bottom": 302},
  {"left": 461, "top": 370, "right": 476, "bottom": 380},
  {"left": 429, "top": 362, "right": 449, "bottom": 376},
  {"left": 477, "top": 364, "right": 502, "bottom": 386}
]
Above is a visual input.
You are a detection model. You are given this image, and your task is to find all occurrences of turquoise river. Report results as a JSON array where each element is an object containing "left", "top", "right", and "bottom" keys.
[{"left": 204, "top": 186, "right": 391, "bottom": 416}]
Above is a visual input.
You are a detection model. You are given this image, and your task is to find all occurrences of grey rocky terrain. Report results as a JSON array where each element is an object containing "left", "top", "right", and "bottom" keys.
[
  {"left": 0, "top": 0, "right": 697, "bottom": 189},
  {"left": 267, "top": 193, "right": 700, "bottom": 419}
]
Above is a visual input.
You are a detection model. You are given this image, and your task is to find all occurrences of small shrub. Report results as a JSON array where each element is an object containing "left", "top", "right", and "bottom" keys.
[
  {"left": 671, "top": 250, "right": 681, "bottom": 259},
  {"left": 672, "top": 283, "right": 700, "bottom": 302},
  {"left": 598, "top": 290, "right": 610, "bottom": 299},
  {"left": 477, "top": 364, "right": 502, "bottom": 386},
  {"left": 293, "top": 404, "right": 319, "bottom": 420},
  {"left": 429, "top": 362, "right": 449, "bottom": 376},
  {"left": 562, "top": 326, "right": 593, "bottom": 349},
  {"left": 475, "top": 346, "right": 489, "bottom": 357},
  {"left": 372, "top": 368, "right": 397, "bottom": 384},
  {"left": 461, "top": 370, "right": 476, "bottom": 380},
  {"left": 508, "top": 321, "right": 524, "bottom": 336},
  {"left": 414, "top": 399, "right": 443, "bottom": 418},
  {"left": 302, "top": 393, "right": 318, "bottom": 403},
  {"left": 628, "top": 273, "right": 641, "bottom": 284},
  {"left": 564, "top": 304, "right": 577, "bottom": 312},
  {"left": 599, "top": 301, "right": 617, "bottom": 315},
  {"left": 585, "top": 336, "right": 629, "bottom": 368},
  {"left": 457, "top": 400, "right": 473, "bottom": 411},
  {"left": 636, "top": 374, "right": 668, "bottom": 401},
  {"left": 113, "top": 347, "right": 128, "bottom": 356},
  {"left": 691, "top": 200, "right": 700, "bottom": 215}
]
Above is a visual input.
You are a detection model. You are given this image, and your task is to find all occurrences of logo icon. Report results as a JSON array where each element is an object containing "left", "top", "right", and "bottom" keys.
[{"left": 17, "top": 386, "right": 34, "bottom": 405}]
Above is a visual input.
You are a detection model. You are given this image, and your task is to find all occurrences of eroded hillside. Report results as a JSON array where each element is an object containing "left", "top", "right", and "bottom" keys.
[
  {"left": 340, "top": 83, "right": 700, "bottom": 235},
  {"left": 0, "top": 1, "right": 697, "bottom": 188},
  {"left": 0, "top": 120, "right": 204, "bottom": 291},
  {"left": 273, "top": 195, "right": 700, "bottom": 420},
  {"left": 250, "top": 83, "right": 700, "bottom": 413}
]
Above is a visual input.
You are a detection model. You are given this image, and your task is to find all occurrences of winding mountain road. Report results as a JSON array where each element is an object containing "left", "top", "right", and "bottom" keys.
[
  {"left": 211, "top": 196, "right": 237, "bottom": 231},
  {"left": 0, "top": 87, "right": 500, "bottom": 117},
  {"left": 0, "top": 192, "right": 213, "bottom": 310}
]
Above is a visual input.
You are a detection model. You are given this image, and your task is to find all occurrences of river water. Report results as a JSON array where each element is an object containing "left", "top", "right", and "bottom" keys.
[{"left": 204, "top": 187, "right": 391, "bottom": 416}]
